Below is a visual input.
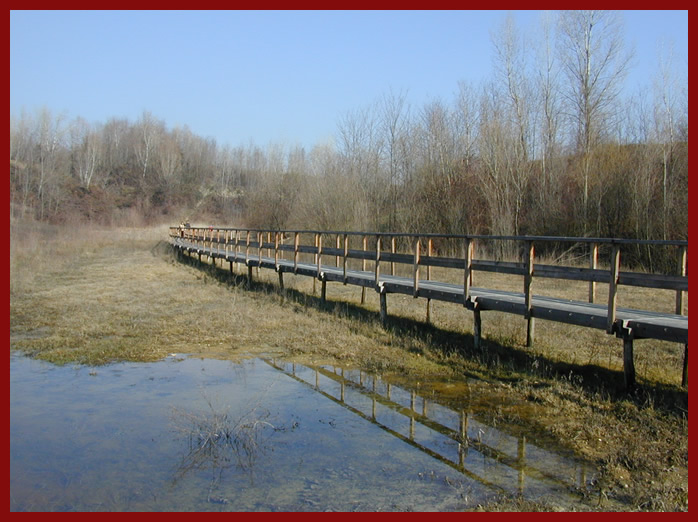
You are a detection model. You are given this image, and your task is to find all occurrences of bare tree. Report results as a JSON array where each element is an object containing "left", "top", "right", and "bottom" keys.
[
  {"left": 134, "top": 110, "right": 161, "bottom": 179},
  {"left": 10, "top": 109, "right": 36, "bottom": 218},
  {"left": 534, "top": 11, "right": 562, "bottom": 185},
  {"left": 653, "top": 41, "right": 683, "bottom": 240},
  {"left": 557, "top": 10, "right": 633, "bottom": 231},
  {"left": 100, "top": 118, "right": 130, "bottom": 187},
  {"left": 491, "top": 13, "right": 532, "bottom": 163},
  {"left": 215, "top": 144, "right": 235, "bottom": 194},
  {"left": 35, "top": 107, "right": 67, "bottom": 219},
  {"left": 379, "top": 89, "right": 412, "bottom": 231},
  {"left": 524, "top": 10, "right": 565, "bottom": 234},
  {"left": 303, "top": 140, "right": 357, "bottom": 230},
  {"left": 157, "top": 133, "right": 181, "bottom": 183},
  {"left": 336, "top": 103, "right": 385, "bottom": 230},
  {"left": 69, "top": 117, "right": 102, "bottom": 189},
  {"left": 477, "top": 84, "right": 518, "bottom": 244},
  {"left": 454, "top": 81, "right": 480, "bottom": 173},
  {"left": 489, "top": 14, "right": 535, "bottom": 236}
]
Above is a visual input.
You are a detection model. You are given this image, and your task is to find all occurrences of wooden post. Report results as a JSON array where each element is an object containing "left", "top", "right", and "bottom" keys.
[
  {"left": 390, "top": 236, "right": 396, "bottom": 276},
  {"left": 464, "top": 238, "right": 473, "bottom": 306},
  {"left": 336, "top": 234, "right": 341, "bottom": 268},
  {"left": 274, "top": 231, "right": 279, "bottom": 267},
  {"left": 208, "top": 228, "right": 211, "bottom": 262},
  {"left": 293, "top": 232, "right": 299, "bottom": 274},
  {"left": 321, "top": 278, "right": 327, "bottom": 304},
  {"left": 245, "top": 230, "right": 250, "bottom": 264},
  {"left": 413, "top": 236, "right": 420, "bottom": 298},
  {"left": 228, "top": 230, "right": 233, "bottom": 262},
  {"left": 379, "top": 290, "right": 388, "bottom": 327},
  {"left": 313, "top": 233, "right": 318, "bottom": 294},
  {"left": 589, "top": 242, "right": 598, "bottom": 303},
  {"left": 676, "top": 245, "right": 687, "bottom": 315},
  {"left": 316, "top": 233, "right": 323, "bottom": 279},
  {"left": 361, "top": 235, "right": 367, "bottom": 304},
  {"left": 524, "top": 240, "right": 535, "bottom": 347},
  {"left": 426, "top": 238, "right": 433, "bottom": 324},
  {"left": 607, "top": 245, "right": 621, "bottom": 334},
  {"left": 473, "top": 306, "right": 482, "bottom": 352},
  {"left": 343, "top": 234, "right": 348, "bottom": 284},
  {"left": 256, "top": 231, "right": 262, "bottom": 276},
  {"left": 196, "top": 229, "right": 201, "bottom": 263},
  {"left": 375, "top": 235, "right": 382, "bottom": 289},
  {"left": 622, "top": 331, "right": 636, "bottom": 390}
]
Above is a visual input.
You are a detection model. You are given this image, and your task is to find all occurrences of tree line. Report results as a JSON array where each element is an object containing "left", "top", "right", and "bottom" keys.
[{"left": 10, "top": 11, "right": 687, "bottom": 269}]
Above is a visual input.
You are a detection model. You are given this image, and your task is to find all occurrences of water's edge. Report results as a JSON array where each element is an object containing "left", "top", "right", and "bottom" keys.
[{"left": 10, "top": 352, "right": 592, "bottom": 511}]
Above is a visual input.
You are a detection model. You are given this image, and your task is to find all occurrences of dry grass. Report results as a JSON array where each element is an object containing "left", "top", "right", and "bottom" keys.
[
  {"left": 9, "top": 221, "right": 449, "bottom": 376},
  {"left": 259, "top": 253, "right": 686, "bottom": 389},
  {"left": 170, "top": 394, "right": 278, "bottom": 493},
  {"left": 9, "top": 221, "right": 688, "bottom": 511}
]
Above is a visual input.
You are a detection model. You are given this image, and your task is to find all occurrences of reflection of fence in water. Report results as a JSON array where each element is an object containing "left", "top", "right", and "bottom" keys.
[{"left": 264, "top": 358, "right": 590, "bottom": 499}]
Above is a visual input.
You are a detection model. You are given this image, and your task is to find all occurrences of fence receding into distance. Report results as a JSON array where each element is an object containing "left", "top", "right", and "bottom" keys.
[{"left": 169, "top": 226, "right": 688, "bottom": 390}]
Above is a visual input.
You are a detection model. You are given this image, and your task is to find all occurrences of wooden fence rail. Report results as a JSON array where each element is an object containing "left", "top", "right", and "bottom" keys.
[{"left": 169, "top": 226, "right": 688, "bottom": 390}]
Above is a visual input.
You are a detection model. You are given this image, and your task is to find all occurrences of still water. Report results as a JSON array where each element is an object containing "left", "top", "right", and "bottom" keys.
[{"left": 10, "top": 352, "right": 591, "bottom": 511}]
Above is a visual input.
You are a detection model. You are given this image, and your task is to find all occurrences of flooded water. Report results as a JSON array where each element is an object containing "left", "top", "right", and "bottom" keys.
[{"left": 10, "top": 352, "right": 592, "bottom": 511}]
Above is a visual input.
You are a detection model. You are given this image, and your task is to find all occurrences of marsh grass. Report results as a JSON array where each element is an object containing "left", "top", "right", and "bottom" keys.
[
  {"left": 171, "top": 396, "right": 277, "bottom": 477},
  {"left": 9, "top": 221, "right": 688, "bottom": 511},
  {"left": 169, "top": 390, "right": 283, "bottom": 505}
]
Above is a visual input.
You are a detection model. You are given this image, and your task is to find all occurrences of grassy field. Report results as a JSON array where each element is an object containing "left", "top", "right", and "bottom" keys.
[{"left": 10, "top": 220, "right": 688, "bottom": 511}]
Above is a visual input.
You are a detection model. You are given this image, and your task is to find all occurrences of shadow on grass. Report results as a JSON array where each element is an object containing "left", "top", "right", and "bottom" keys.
[{"left": 169, "top": 245, "right": 688, "bottom": 418}]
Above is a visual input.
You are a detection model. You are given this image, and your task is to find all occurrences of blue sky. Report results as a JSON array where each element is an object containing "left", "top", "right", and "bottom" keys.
[{"left": 10, "top": 10, "right": 688, "bottom": 150}]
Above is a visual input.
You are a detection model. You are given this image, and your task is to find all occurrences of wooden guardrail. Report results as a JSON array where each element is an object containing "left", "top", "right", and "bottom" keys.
[{"left": 169, "top": 226, "right": 688, "bottom": 390}]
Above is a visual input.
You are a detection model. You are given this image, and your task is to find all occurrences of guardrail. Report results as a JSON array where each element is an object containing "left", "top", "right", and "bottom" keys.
[{"left": 169, "top": 226, "right": 688, "bottom": 389}]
